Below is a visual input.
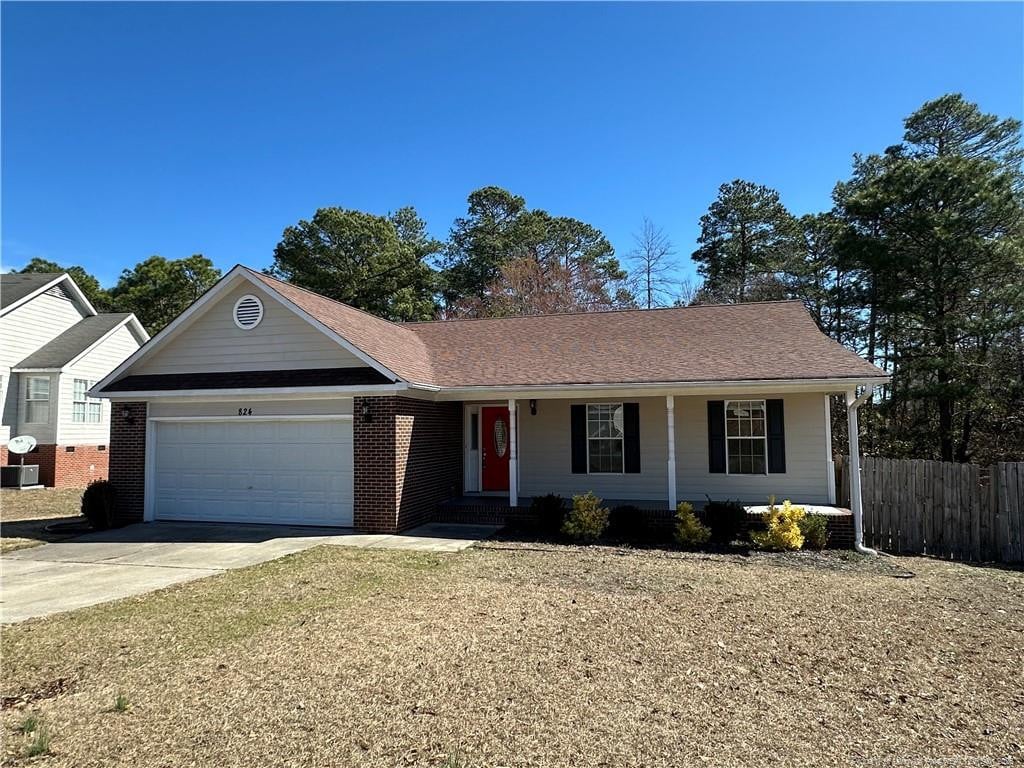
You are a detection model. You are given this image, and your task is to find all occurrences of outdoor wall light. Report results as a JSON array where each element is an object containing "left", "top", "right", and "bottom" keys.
[
  {"left": 529, "top": 399, "right": 537, "bottom": 415},
  {"left": 121, "top": 407, "right": 136, "bottom": 426},
  {"left": 361, "top": 402, "right": 373, "bottom": 423}
]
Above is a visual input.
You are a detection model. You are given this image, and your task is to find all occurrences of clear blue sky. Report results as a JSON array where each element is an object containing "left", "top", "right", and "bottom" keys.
[{"left": 3, "top": 2, "right": 1022, "bottom": 288}]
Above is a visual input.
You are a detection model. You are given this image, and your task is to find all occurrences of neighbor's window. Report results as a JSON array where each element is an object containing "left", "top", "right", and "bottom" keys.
[
  {"left": 587, "top": 403, "right": 624, "bottom": 473},
  {"left": 25, "top": 376, "right": 50, "bottom": 424},
  {"left": 73, "top": 379, "right": 102, "bottom": 424},
  {"left": 726, "top": 400, "right": 767, "bottom": 474}
]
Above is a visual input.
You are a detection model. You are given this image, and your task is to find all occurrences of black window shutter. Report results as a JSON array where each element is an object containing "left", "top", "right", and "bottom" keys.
[
  {"left": 707, "top": 400, "right": 726, "bottom": 474},
  {"left": 623, "top": 402, "right": 641, "bottom": 474},
  {"left": 571, "top": 404, "right": 587, "bottom": 474},
  {"left": 767, "top": 398, "right": 786, "bottom": 473}
]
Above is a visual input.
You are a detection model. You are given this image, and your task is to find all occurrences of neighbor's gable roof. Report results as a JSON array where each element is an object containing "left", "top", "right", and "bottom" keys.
[
  {"left": 248, "top": 269, "right": 885, "bottom": 388},
  {"left": 0, "top": 272, "right": 97, "bottom": 317},
  {"left": 13, "top": 314, "right": 146, "bottom": 370}
]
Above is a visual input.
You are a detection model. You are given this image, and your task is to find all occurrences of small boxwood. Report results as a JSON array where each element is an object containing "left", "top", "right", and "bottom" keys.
[
  {"left": 529, "top": 493, "right": 566, "bottom": 536},
  {"left": 701, "top": 499, "right": 748, "bottom": 544},
  {"left": 81, "top": 480, "right": 116, "bottom": 531}
]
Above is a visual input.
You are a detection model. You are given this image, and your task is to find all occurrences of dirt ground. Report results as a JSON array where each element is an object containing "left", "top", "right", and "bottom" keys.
[
  {"left": 1, "top": 541, "right": 1021, "bottom": 767},
  {"left": 0, "top": 489, "right": 83, "bottom": 553}
]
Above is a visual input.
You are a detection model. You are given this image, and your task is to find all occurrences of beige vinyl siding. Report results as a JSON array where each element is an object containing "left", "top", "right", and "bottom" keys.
[
  {"left": 518, "top": 397, "right": 669, "bottom": 501},
  {"left": 133, "top": 283, "right": 365, "bottom": 375},
  {"left": 148, "top": 398, "right": 354, "bottom": 419},
  {"left": 675, "top": 392, "right": 830, "bottom": 505},
  {"left": 514, "top": 392, "right": 831, "bottom": 506},
  {"left": 57, "top": 324, "right": 143, "bottom": 445}
]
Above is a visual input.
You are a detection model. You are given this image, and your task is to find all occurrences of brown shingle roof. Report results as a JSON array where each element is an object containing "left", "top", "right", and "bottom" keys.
[{"left": 247, "top": 269, "right": 886, "bottom": 388}]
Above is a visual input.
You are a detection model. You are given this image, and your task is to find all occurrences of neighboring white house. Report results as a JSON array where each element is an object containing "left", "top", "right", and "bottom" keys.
[{"left": 0, "top": 272, "right": 148, "bottom": 487}]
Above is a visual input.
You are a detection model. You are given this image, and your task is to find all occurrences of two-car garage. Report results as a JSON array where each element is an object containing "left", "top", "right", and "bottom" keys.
[{"left": 151, "top": 414, "right": 354, "bottom": 527}]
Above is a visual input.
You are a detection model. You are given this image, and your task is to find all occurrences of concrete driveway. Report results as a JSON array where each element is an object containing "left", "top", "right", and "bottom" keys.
[{"left": 1, "top": 521, "right": 498, "bottom": 624}]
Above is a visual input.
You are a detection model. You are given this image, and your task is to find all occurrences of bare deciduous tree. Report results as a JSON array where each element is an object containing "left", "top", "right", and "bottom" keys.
[{"left": 629, "top": 217, "right": 676, "bottom": 309}]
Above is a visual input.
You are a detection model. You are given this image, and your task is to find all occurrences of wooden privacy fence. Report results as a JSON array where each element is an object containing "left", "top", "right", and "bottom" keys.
[{"left": 835, "top": 456, "right": 1024, "bottom": 563}]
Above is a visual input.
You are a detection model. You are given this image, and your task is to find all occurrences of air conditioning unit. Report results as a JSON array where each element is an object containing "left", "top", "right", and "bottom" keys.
[{"left": 1, "top": 464, "right": 40, "bottom": 488}]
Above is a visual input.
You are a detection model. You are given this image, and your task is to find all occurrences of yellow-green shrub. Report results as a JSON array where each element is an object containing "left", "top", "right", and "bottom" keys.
[
  {"left": 562, "top": 492, "right": 609, "bottom": 542},
  {"left": 674, "top": 502, "right": 711, "bottom": 547},
  {"left": 751, "top": 498, "right": 806, "bottom": 551}
]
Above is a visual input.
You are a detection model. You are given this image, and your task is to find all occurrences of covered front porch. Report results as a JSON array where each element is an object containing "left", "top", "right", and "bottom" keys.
[{"left": 440, "top": 388, "right": 870, "bottom": 547}]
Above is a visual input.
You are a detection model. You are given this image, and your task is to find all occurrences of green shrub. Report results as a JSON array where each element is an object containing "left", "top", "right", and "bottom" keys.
[
  {"left": 702, "top": 498, "right": 747, "bottom": 544},
  {"left": 751, "top": 498, "right": 806, "bottom": 551},
  {"left": 81, "top": 480, "right": 116, "bottom": 530},
  {"left": 798, "top": 513, "right": 829, "bottom": 550},
  {"left": 25, "top": 725, "right": 51, "bottom": 757},
  {"left": 114, "top": 692, "right": 131, "bottom": 713},
  {"left": 561, "top": 492, "right": 609, "bottom": 543},
  {"left": 674, "top": 502, "right": 711, "bottom": 548},
  {"left": 606, "top": 505, "right": 649, "bottom": 541},
  {"left": 529, "top": 493, "right": 566, "bottom": 535}
]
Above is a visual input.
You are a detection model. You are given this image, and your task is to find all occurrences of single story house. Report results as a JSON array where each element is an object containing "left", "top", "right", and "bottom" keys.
[
  {"left": 93, "top": 265, "right": 887, "bottom": 546},
  {"left": 1, "top": 272, "right": 148, "bottom": 486}
]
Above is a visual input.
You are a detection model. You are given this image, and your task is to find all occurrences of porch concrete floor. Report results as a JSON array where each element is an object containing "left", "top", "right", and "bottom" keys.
[{"left": 2, "top": 521, "right": 500, "bottom": 623}]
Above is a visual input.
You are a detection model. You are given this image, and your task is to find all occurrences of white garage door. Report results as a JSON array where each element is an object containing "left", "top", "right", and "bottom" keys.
[{"left": 154, "top": 419, "right": 353, "bottom": 527}]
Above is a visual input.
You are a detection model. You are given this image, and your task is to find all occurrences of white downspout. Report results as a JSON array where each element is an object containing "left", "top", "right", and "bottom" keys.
[
  {"left": 846, "top": 387, "right": 877, "bottom": 556},
  {"left": 666, "top": 395, "right": 677, "bottom": 511},
  {"left": 508, "top": 398, "right": 518, "bottom": 508}
]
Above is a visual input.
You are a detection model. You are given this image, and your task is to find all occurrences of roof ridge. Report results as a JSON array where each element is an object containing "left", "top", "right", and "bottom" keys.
[
  {"left": 244, "top": 267, "right": 408, "bottom": 331},
  {"left": 404, "top": 299, "right": 805, "bottom": 326}
]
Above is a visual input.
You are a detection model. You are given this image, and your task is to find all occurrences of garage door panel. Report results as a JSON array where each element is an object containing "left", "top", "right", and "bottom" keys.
[{"left": 154, "top": 418, "right": 353, "bottom": 527}]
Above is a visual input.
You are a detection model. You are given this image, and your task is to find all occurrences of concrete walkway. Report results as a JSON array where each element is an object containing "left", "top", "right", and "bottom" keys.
[{"left": 1, "top": 521, "right": 499, "bottom": 624}]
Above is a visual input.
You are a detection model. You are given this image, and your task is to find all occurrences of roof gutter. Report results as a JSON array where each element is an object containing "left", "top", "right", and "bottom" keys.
[{"left": 421, "top": 376, "right": 891, "bottom": 400}]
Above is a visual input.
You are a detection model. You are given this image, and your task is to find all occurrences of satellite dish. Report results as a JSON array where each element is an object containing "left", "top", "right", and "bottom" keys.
[{"left": 8, "top": 435, "right": 37, "bottom": 455}]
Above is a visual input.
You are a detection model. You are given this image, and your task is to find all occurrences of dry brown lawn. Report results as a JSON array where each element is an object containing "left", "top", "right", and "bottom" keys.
[
  {"left": 0, "top": 489, "right": 83, "bottom": 553},
  {"left": 1, "top": 542, "right": 1022, "bottom": 767}
]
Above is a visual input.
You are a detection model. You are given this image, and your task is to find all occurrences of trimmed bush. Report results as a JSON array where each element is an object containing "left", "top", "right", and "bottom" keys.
[
  {"left": 799, "top": 513, "right": 829, "bottom": 550},
  {"left": 529, "top": 493, "right": 566, "bottom": 535},
  {"left": 751, "top": 498, "right": 806, "bottom": 551},
  {"left": 81, "top": 480, "right": 116, "bottom": 531},
  {"left": 674, "top": 502, "right": 711, "bottom": 548},
  {"left": 702, "top": 499, "right": 748, "bottom": 544},
  {"left": 561, "top": 492, "right": 609, "bottom": 543},
  {"left": 606, "top": 505, "right": 649, "bottom": 541}
]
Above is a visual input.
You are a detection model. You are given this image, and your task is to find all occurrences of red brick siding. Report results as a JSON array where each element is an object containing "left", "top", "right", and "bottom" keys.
[
  {"left": 52, "top": 445, "right": 109, "bottom": 488},
  {"left": 394, "top": 398, "right": 462, "bottom": 531},
  {"left": 353, "top": 396, "right": 462, "bottom": 533},
  {"left": 353, "top": 397, "right": 398, "bottom": 533},
  {"left": 108, "top": 402, "right": 147, "bottom": 526}
]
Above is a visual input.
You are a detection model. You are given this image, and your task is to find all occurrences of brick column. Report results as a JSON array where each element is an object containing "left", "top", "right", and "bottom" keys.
[
  {"left": 353, "top": 396, "right": 398, "bottom": 532},
  {"left": 109, "top": 402, "right": 147, "bottom": 526},
  {"left": 353, "top": 396, "right": 463, "bottom": 533}
]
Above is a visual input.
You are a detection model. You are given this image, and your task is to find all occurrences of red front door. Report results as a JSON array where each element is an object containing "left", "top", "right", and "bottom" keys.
[{"left": 481, "top": 406, "right": 511, "bottom": 491}]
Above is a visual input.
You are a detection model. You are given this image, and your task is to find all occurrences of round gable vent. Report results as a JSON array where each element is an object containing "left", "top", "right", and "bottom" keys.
[{"left": 233, "top": 294, "right": 264, "bottom": 329}]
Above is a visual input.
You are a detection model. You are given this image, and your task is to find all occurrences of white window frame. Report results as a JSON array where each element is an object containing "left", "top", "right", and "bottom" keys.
[
  {"left": 586, "top": 402, "right": 625, "bottom": 475},
  {"left": 25, "top": 376, "right": 51, "bottom": 425},
  {"left": 72, "top": 378, "right": 103, "bottom": 424},
  {"left": 724, "top": 399, "right": 768, "bottom": 476}
]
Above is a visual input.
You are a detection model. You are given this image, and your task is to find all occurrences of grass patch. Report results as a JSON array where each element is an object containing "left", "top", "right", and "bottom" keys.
[
  {"left": 1, "top": 542, "right": 1021, "bottom": 767},
  {"left": 24, "top": 725, "right": 51, "bottom": 757}
]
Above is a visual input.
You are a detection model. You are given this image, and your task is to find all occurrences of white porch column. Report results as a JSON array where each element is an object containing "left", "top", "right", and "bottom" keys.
[
  {"left": 508, "top": 398, "right": 518, "bottom": 508},
  {"left": 666, "top": 395, "right": 677, "bottom": 511},
  {"left": 824, "top": 394, "right": 836, "bottom": 505},
  {"left": 846, "top": 388, "right": 876, "bottom": 554}
]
